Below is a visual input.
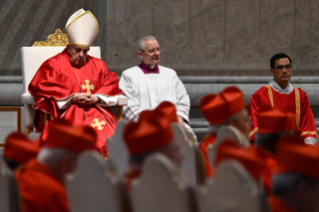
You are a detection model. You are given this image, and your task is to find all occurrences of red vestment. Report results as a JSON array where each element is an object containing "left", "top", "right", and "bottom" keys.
[
  {"left": 268, "top": 196, "right": 298, "bottom": 212},
  {"left": 259, "top": 149, "right": 278, "bottom": 195},
  {"left": 248, "top": 86, "right": 317, "bottom": 141},
  {"left": 199, "top": 134, "right": 216, "bottom": 177},
  {"left": 29, "top": 48, "right": 124, "bottom": 157},
  {"left": 15, "top": 159, "right": 70, "bottom": 212}
]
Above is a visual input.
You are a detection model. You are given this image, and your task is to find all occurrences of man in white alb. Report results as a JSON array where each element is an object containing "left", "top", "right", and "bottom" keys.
[{"left": 119, "top": 36, "right": 196, "bottom": 140}]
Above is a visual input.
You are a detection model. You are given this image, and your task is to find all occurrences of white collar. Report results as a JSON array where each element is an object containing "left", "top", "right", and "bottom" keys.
[{"left": 269, "top": 79, "right": 293, "bottom": 94}]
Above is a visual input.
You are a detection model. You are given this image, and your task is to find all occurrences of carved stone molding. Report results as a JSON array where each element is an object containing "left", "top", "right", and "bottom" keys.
[{"left": 32, "top": 29, "right": 69, "bottom": 47}]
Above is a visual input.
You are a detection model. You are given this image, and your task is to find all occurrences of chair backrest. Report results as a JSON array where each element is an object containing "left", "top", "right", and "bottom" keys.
[
  {"left": 107, "top": 121, "right": 130, "bottom": 175},
  {"left": 0, "top": 157, "right": 22, "bottom": 212},
  {"left": 208, "top": 125, "right": 250, "bottom": 167},
  {"left": 65, "top": 151, "right": 123, "bottom": 212},
  {"left": 20, "top": 46, "right": 101, "bottom": 93},
  {"left": 171, "top": 123, "right": 197, "bottom": 187},
  {"left": 130, "top": 153, "right": 191, "bottom": 212},
  {"left": 196, "top": 160, "right": 267, "bottom": 212}
]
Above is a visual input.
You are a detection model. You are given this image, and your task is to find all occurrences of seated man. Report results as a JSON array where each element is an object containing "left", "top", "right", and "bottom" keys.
[
  {"left": 199, "top": 86, "right": 251, "bottom": 177},
  {"left": 269, "top": 135, "right": 319, "bottom": 212},
  {"left": 3, "top": 132, "right": 40, "bottom": 170},
  {"left": 212, "top": 140, "right": 264, "bottom": 183},
  {"left": 123, "top": 102, "right": 184, "bottom": 187},
  {"left": 15, "top": 119, "right": 97, "bottom": 212},
  {"left": 119, "top": 35, "right": 196, "bottom": 140},
  {"left": 248, "top": 53, "right": 317, "bottom": 144},
  {"left": 29, "top": 9, "right": 124, "bottom": 157},
  {"left": 255, "top": 107, "right": 297, "bottom": 195}
]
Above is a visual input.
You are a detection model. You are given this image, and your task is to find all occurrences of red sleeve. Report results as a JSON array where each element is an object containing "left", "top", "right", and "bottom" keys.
[
  {"left": 299, "top": 88, "right": 317, "bottom": 140},
  {"left": 28, "top": 53, "right": 75, "bottom": 119},
  {"left": 92, "top": 59, "right": 125, "bottom": 96}
]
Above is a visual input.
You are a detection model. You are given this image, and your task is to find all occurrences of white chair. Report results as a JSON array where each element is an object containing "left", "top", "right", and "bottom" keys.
[
  {"left": 196, "top": 160, "right": 268, "bottom": 212},
  {"left": 130, "top": 153, "right": 193, "bottom": 212},
  {"left": 208, "top": 125, "right": 250, "bottom": 167},
  {"left": 0, "top": 157, "right": 22, "bottom": 212},
  {"left": 20, "top": 29, "right": 125, "bottom": 139},
  {"left": 107, "top": 121, "right": 130, "bottom": 176},
  {"left": 171, "top": 123, "right": 197, "bottom": 187},
  {"left": 65, "top": 151, "right": 125, "bottom": 212}
]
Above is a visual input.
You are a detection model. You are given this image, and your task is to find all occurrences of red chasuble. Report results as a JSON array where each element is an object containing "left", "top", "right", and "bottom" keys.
[
  {"left": 248, "top": 85, "right": 317, "bottom": 142},
  {"left": 29, "top": 48, "right": 124, "bottom": 157},
  {"left": 15, "top": 159, "right": 70, "bottom": 212},
  {"left": 199, "top": 134, "right": 216, "bottom": 177}
]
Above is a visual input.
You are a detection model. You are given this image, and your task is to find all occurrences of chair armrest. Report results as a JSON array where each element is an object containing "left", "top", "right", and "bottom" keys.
[{"left": 21, "top": 93, "right": 35, "bottom": 105}]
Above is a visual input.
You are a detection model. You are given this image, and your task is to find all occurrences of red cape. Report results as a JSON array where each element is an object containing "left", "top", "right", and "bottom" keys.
[{"left": 29, "top": 48, "right": 124, "bottom": 157}]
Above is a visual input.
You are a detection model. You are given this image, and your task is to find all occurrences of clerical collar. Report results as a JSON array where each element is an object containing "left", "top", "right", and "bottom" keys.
[
  {"left": 269, "top": 79, "right": 293, "bottom": 94},
  {"left": 138, "top": 62, "right": 159, "bottom": 74}
]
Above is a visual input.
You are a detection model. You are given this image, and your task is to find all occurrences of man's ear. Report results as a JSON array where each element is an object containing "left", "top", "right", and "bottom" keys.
[
  {"left": 138, "top": 51, "right": 144, "bottom": 60},
  {"left": 270, "top": 68, "right": 275, "bottom": 77}
]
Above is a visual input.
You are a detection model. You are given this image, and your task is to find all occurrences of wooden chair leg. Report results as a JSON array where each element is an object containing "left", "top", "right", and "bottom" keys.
[
  {"left": 26, "top": 126, "right": 33, "bottom": 136},
  {"left": 118, "top": 106, "right": 123, "bottom": 121}
]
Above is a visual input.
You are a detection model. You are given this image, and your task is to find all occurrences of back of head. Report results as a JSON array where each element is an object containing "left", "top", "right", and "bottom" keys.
[
  {"left": 4, "top": 132, "right": 40, "bottom": 170},
  {"left": 255, "top": 106, "right": 296, "bottom": 153},
  {"left": 213, "top": 140, "right": 264, "bottom": 181},
  {"left": 124, "top": 102, "right": 179, "bottom": 167},
  {"left": 200, "top": 86, "right": 245, "bottom": 128},
  {"left": 43, "top": 119, "right": 97, "bottom": 154}
]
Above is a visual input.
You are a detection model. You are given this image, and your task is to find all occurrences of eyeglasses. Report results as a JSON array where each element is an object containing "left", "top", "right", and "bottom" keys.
[
  {"left": 142, "top": 48, "right": 163, "bottom": 54},
  {"left": 274, "top": 64, "right": 292, "bottom": 71}
]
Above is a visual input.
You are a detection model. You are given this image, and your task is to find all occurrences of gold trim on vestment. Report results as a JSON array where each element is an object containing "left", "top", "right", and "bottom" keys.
[
  {"left": 265, "top": 85, "right": 274, "bottom": 108},
  {"left": 294, "top": 87, "right": 300, "bottom": 130},
  {"left": 68, "top": 43, "right": 90, "bottom": 48},
  {"left": 249, "top": 127, "right": 258, "bottom": 138},
  {"left": 300, "top": 131, "right": 318, "bottom": 137}
]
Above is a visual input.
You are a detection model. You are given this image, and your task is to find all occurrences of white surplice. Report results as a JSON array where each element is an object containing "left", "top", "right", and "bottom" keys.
[{"left": 119, "top": 65, "right": 196, "bottom": 140}]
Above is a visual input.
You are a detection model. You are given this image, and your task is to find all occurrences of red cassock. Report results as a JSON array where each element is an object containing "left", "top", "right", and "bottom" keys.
[
  {"left": 15, "top": 159, "right": 70, "bottom": 212},
  {"left": 268, "top": 196, "right": 298, "bottom": 212},
  {"left": 29, "top": 48, "right": 124, "bottom": 157},
  {"left": 199, "top": 134, "right": 216, "bottom": 177},
  {"left": 259, "top": 149, "right": 278, "bottom": 196},
  {"left": 248, "top": 85, "right": 317, "bottom": 141}
]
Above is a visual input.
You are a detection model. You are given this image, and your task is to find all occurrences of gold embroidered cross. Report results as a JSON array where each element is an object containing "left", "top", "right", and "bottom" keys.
[
  {"left": 91, "top": 118, "right": 106, "bottom": 130},
  {"left": 82, "top": 79, "right": 94, "bottom": 94}
]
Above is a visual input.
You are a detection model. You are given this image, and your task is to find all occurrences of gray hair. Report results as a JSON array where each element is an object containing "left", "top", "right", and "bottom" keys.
[
  {"left": 137, "top": 36, "right": 158, "bottom": 51},
  {"left": 273, "top": 173, "right": 318, "bottom": 197},
  {"left": 37, "top": 147, "right": 75, "bottom": 167}
]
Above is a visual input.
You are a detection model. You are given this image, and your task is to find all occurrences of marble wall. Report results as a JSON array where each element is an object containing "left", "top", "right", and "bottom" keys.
[
  {"left": 106, "top": 0, "right": 319, "bottom": 76},
  {"left": 1, "top": 0, "right": 319, "bottom": 76},
  {"left": 0, "top": 0, "right": 105, "bottom": 76}
]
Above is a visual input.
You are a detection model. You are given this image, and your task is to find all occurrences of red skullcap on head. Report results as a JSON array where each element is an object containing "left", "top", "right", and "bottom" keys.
[
  {"left": 257, "top": 106, "right": 296, "bottom": 134},
  {"left": 276, "top": 134, "right": 319, "bottom": 179},
  {"left": 43, "top": 119, "right": 97, "bottom": 154},
  {"left": 124, "top": 102, "right": 176, "bottom": 156},
  {"left": 200, "top": 86, "right": 245, "bottom": 126},
  {"left": 155, "top": 101, "right": 178, "bottom": 123},
  {"left": 138, "top": 110, "right": 152, "bottom": 122},
  {"left": 213, "top": 140, "right": 265, "bottom": 181},
  {"left": 4, "top": 132, "right": 40, "bottom": 164}
]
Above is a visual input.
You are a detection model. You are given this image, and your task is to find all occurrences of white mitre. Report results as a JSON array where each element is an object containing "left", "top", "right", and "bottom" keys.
[{"left": 66, "top": 9, "right": 99, "bottom": 47}]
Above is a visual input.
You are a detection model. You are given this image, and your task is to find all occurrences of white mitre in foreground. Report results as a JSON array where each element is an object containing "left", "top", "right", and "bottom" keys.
[{"left": 66, "top": 9, "right": 99, "bottom": 47}]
